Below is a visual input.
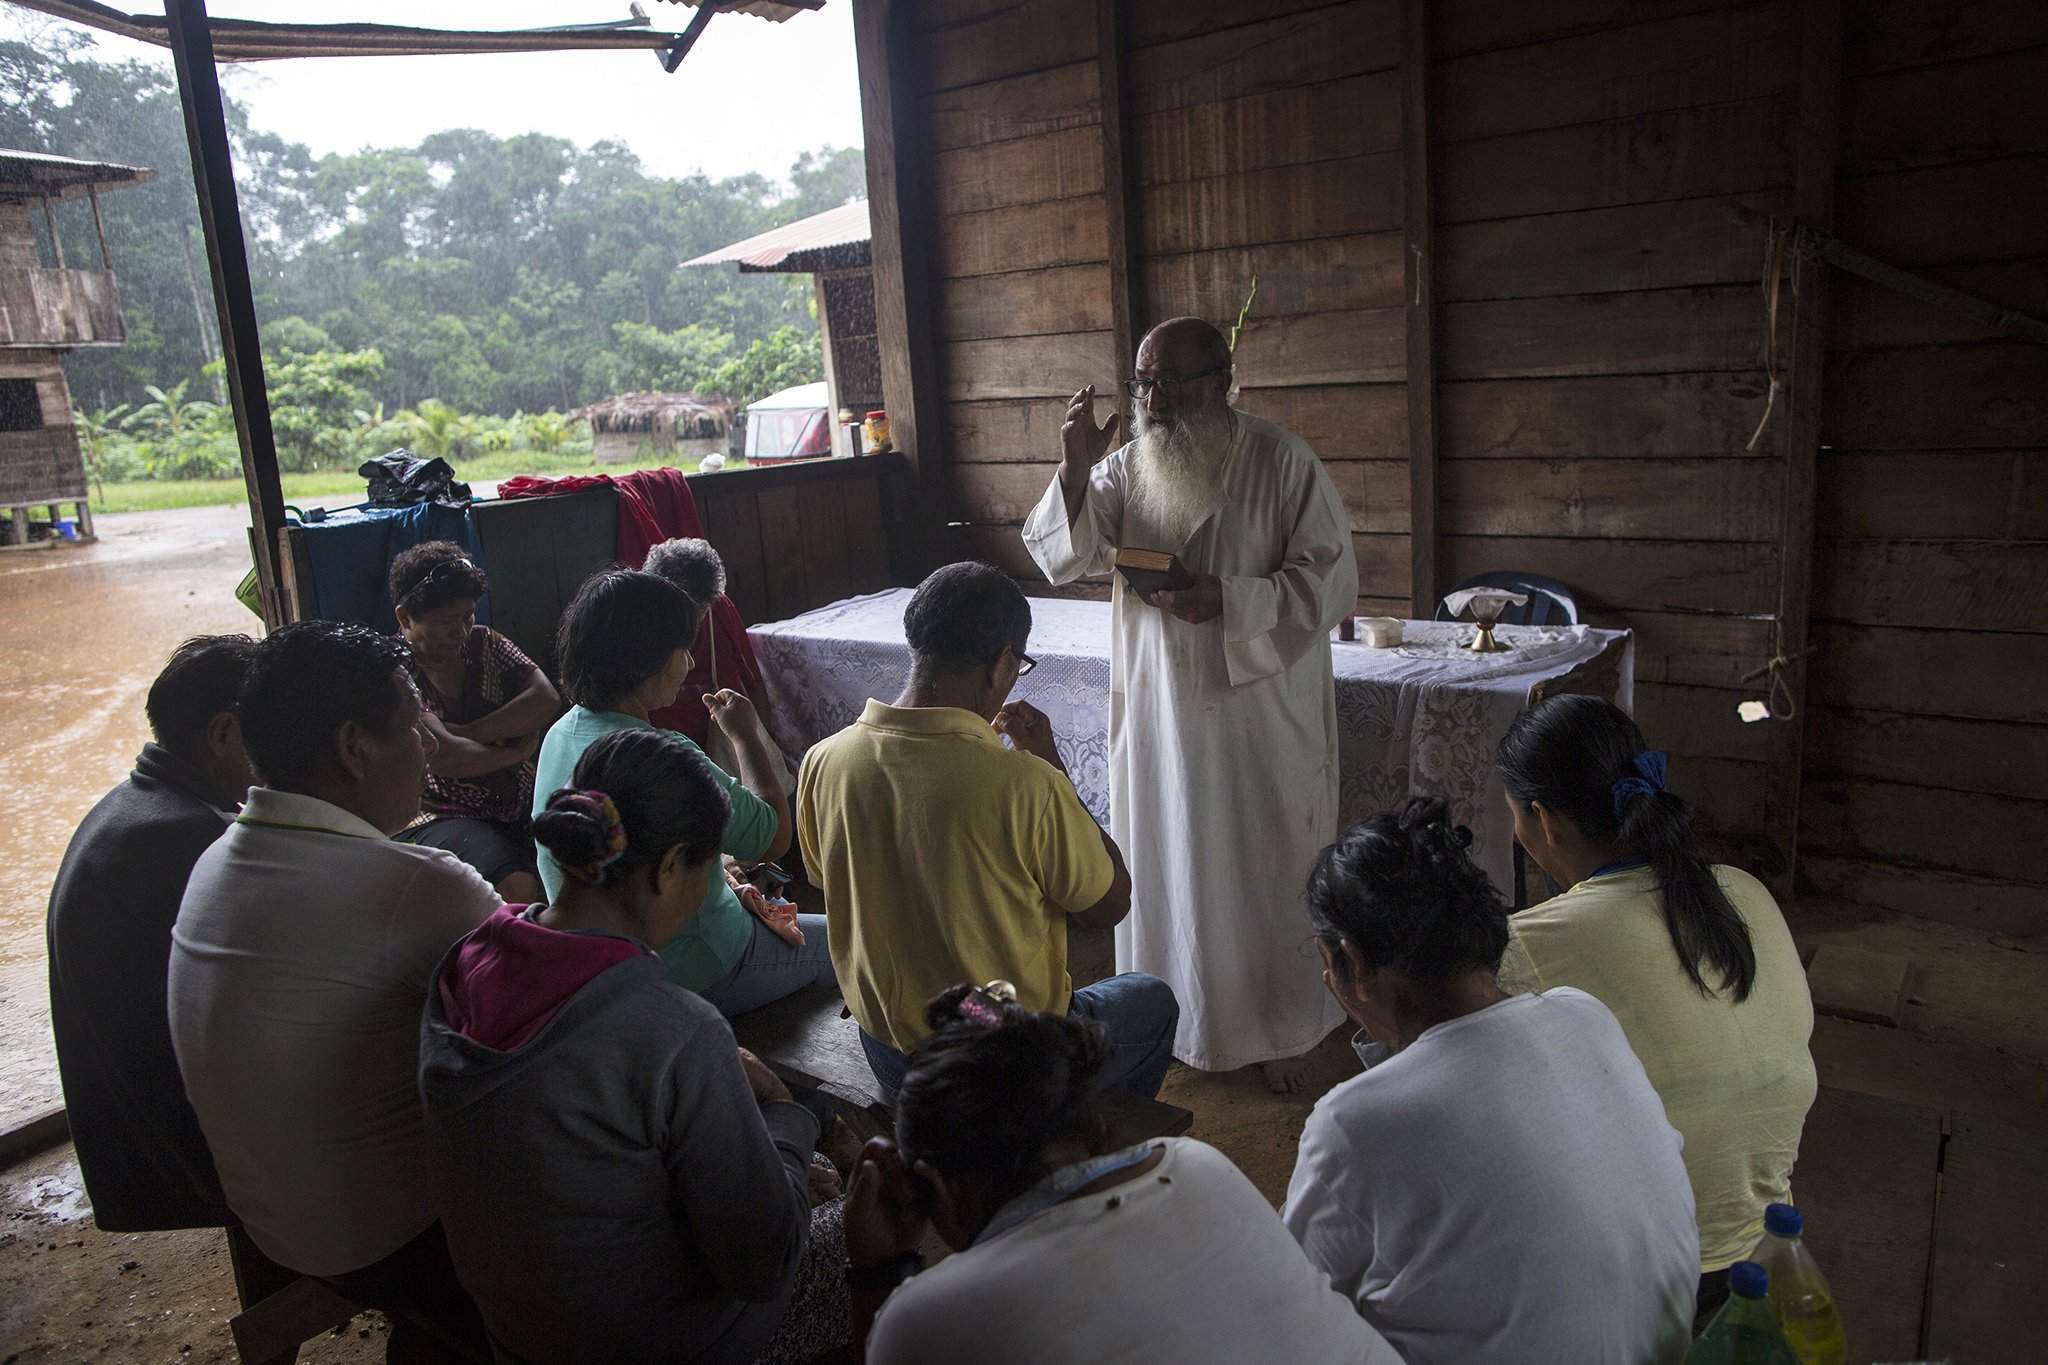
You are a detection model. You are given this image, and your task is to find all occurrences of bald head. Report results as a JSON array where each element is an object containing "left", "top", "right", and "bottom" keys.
[{"left": 1137, "top": 316, "right": 1232, "bottom": 377}]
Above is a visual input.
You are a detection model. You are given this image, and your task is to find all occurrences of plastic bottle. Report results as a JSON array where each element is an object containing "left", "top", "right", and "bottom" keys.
[
  {"left": 1684, "top": 1262, "right": 1798, "bottom": 1365},
  {"left": 1751, "top": 1203, "right": 1848, "bottom": 1365}
]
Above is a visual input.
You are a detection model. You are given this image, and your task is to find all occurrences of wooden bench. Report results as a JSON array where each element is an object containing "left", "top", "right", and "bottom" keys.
[{"left": 730, "top": 981, "right": 1196, "bottom": 1149}]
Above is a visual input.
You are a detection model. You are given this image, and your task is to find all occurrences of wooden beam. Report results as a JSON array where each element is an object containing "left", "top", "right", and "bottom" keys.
[
  {"left": 1097, "top": 0, "right": 1138, "bottom": 430},
  {"left": 1763, "top": 0, "right": 1844, "bottom": 899},
  {"left": 165, "top": 0, "right": 288, "bottom": 630},
  {"left": 40, "top": 193, "right": 63, "bottom": 269},
  {"left": 1401, "top": 0, "right": 1438, "bottom": 617},
  {"left": 854, "top": 0, "right": 944, "bottom": 569},
  {"left": 87, "top": 183, "right": 110, "bottom": 271}
]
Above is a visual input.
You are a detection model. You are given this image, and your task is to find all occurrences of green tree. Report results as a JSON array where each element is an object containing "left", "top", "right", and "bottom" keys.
[{"left": 264, "top": 346, "right": 385, "bottom": 472}]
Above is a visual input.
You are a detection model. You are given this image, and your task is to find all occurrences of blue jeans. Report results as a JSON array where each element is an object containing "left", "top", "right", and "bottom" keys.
[
  {"left": 697, "top": 914, "right": 837, "bottom": 1019},
  {"left": 859, "top": 972, "right": 1179, "bottom": 1102}
]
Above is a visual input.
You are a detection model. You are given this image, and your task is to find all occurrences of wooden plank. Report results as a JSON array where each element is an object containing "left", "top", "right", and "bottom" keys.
[
  {"left": 941, "top": 330, "right": 1118, "bottom": 402},
  {"left": 1926, "top": 1114, "right": 2048, "bottom": 1361},
  {"left": 1438, "top": 96, "right": 1792, "bottom": 225},
  {"left": 0, "top": 1105, "right": 67, "bottom": 1166},
  {"left": 1764, "top": 0, "right": 1842, "bottom": 898},
  {"left": 1818, "top": 450, "right": 2044, "bottom": 540},
  {"left": 943, "top": 397, "right": 1071, "bottom": 463},
  {"left": 1136, "top": 153, "right": 1402, "bottom": 255},
  {"left": 938, "top": 264, "right": 1114, "bottom": 340},
  {"left": 1436, "top": 4, "right": 1795, "bottom": 144},
  {"left": 922, "top": 0, "right": 1095, "bottom": 93},
  {"left": 1837, "top": 155, "right": 2048, "bottom": 266},
  {"left": 1436, "top": 0, "right": 1730, "bottom": 59},
  {"left": 1129, "top": 4, "right": 1398, "bottom": 116},
  {"left": 1126, "top": 0, "right": 1364, "bottom": 49},
  {"left": 1799, "top": 856, "right": 2048, "bottom": 937},
  {"left": 1134, "top": 72, "right": 1400, "bottom": 186},
  {"left": 1234, "top": 307, "right": 1405, "bottom": 388},
  {"left": 1620, "top": 608, "right": 1776, "bottom": 689},
  {"left": 1437, "top": 192, "right": 1790, "bottom": 302},
  {"left": 1810, "top": 622, "right": 2048, "bottom": 723},
  {"left": 1829, "top": 259, "right": 2048, "bottom": 351},
  {"left": 838, "top": 470, "right": 895, "bottom": 596},
  {"left": 937, "top": 198, "right": 1109, "bottom": 278},
  {"left": 754, "top": 483, "right": 809, "bottom": 620},
  {"left": 927, "top": 61, "right": 1099, "bottom": 152},
  {"left": 931, "top": 125, "right": 1104, "bottom": 215},
  {"left": 1441, "top": 456, "right": 1780, "bottom": 541},
  {"left": 1098, "top": 0, "right": 1138, "bottom": 440},
  {"left": 1353, "top": 531, "right": 1412, "bottom": 599},
  {"left": 1806, "top": 707, "right": 2048, "bottom": 802},
  {"left": 1848, "top": 0, "right": 2048, "bottom": 76},
  {"left": 1825, "top": 344, "right": 2048, "bottom": 450},
  {"left": 946, "top": 457, "right": 1411, "bottom": 537},
  {"left": 1442, "top": 534, "right": 1779, "bottom": 615},
  {"left": 858, "top": 0, "right": 947, "bottom": 550},
  {"left": 1800, "top": 777, "right": 2048, "bottom": 887},
  {"left": 1634, "top": 680, "right": 1775, "bottom": 765},
  {"left": 1790, "top": 1088, "right": 1942, "bottom": 1363},
  {"left": 1323, "top": 460, "right": 1411, "bottom": 534},
  {"left": 1674, "top": 754, "right": 1768, "bottom": 840},
  {"left": 1238, "top": 382, "right": 1409, "bottom": 459},
  {"left": 797, "top": 479, "right": 854, "bottom": 603},
  {"left": 1140, "top": 232, "right": 1405, "bottom": 321},
  {"left": 1439, "top": 286, "right": 1767, "bottom": 381},
  {"left": 1439, "top": 372, "right": 1775, "bottom": 459},
  {"left": 1842, "top": 46, "right": 2048, "bottom": 174},
  {"left": 1814, "top": 539, "right": 2048, "bottom": 632},
  {"left": 1403, "top": 0, "right": 1438, "bottom": 618}
]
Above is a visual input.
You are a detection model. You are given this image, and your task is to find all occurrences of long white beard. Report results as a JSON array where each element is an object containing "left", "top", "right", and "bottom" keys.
[{"left": 1124, "top": 404, "right": 1236, "bottom": 550}]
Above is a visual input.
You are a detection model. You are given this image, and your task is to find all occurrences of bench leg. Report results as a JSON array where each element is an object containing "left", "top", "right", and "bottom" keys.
[{"left": 224, "top": 1226, "right": 307, "bottom": 1365}]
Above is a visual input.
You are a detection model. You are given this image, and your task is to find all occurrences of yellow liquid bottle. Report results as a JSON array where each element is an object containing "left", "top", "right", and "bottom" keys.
[{"left": 1751, "top": 1204, "right": 1847, "bottom": 1365}]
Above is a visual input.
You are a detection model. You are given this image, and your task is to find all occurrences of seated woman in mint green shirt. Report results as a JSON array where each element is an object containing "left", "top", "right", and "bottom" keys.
[{"left": 534, "top": 569, "right": 832, "bottom": 1016}]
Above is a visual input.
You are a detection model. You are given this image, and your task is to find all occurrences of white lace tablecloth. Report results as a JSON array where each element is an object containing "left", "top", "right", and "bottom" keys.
[{"left": 751, "top": 590, "right": 1633, "bottom": 893}]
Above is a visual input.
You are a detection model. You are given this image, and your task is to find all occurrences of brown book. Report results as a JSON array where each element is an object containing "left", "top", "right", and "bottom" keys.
[{"left": 1115, "top": 547, "right": 1195, "bottom": 597}]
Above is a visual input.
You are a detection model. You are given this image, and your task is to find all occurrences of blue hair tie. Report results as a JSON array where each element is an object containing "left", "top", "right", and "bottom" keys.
[{"left": 1611, "top": 750, "right": 1668, "bottom": 819}]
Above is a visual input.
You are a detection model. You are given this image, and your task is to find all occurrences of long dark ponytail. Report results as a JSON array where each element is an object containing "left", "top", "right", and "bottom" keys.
[{"left": 1497, "top": 695, "right": 1756, "bottom": 1001}]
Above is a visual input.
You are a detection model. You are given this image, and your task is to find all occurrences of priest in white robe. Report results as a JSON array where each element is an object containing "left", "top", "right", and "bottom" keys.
[{"left": 1022, "top": 317, "right": 1359, "bottom": 1091}]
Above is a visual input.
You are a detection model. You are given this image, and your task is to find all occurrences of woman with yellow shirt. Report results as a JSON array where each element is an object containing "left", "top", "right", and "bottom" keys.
[{"left": 1494, "top": 695, "right": 1816, "bottom": 1329}]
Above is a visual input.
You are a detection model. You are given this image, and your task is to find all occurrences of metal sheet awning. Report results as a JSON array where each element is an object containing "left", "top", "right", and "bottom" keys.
[
  {"left": 0, "top": 148, "right": 155, "bottom": 201},
  {"left": 7, "top": 0, "right": 825, "bottom": 60},
  {"left": 685, "top": 198, "right": 870, "bottom": 273}
]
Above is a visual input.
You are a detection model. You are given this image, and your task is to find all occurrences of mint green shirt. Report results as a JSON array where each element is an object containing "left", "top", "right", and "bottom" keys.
[{"left": 532, "top": 706, "right": 775, "bottom": 990}]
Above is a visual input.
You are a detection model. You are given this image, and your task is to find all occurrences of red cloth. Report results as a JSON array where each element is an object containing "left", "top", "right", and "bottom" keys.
[
  {"left": 436, "top": 906, "right": 642, "bottom": 1051},
  {"left": 496, "top": 469, "right": 769, "bottom": 746}
]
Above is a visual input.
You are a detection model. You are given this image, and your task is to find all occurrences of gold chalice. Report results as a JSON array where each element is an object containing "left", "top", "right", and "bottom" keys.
[{"left": 1460, "top": 592, "right": 1518, "bottom": 654}]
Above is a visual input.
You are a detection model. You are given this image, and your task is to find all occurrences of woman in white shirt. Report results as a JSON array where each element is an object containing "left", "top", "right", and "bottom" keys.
[
  {"left": 1282, "top": 798, "right": 1699, "bottom": 1365},
  {"left": 843, "top": 983, "right": 1401, "bottom": 1365}
]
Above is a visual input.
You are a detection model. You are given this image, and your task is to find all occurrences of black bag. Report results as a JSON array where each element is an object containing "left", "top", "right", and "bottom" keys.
[{"left": 358, "top": 448, "right": 472, "bottom": 507}]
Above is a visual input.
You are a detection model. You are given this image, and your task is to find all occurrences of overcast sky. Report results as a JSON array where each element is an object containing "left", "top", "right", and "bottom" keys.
[{"left": 7, "top": 1, "right": 867, "bottom": 185}]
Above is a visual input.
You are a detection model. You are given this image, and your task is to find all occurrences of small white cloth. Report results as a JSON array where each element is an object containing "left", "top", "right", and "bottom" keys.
[
  {"left": 1440, "top": 587, "right": 1529, "bottom": 619},
  {"left": 1284, "top": 990, "right": 1700, "bottom": 1365}
]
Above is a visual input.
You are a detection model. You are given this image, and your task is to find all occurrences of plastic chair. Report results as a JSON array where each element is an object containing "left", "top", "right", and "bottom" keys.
[{"left": 1433, "top": 571, "right": 1580, "bottom": 626}]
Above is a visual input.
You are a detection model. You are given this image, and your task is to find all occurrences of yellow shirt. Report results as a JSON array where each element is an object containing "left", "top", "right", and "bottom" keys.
[
  {"left": 797, "top": 700, "right": 1115, "bottom": 1053},
  {"left": 1498, "top": 864, "right": 1816, "bottom": 1272}
]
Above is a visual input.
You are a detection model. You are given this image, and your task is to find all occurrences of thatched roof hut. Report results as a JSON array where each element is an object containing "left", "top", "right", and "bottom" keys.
[{"left": 569, "top": 392, "right": 735, "bottom": 465}]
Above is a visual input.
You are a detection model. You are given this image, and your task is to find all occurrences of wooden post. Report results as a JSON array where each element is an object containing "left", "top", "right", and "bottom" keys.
[
  {"left": 853, "top": 0, "right": 943, "bottom": 570},
  {"left": 1401, "top": 0, "right": 1439, "bottom": 618},
  {"left": 1763, "top": 0, "right": 1844, "bottom": 898},
  {"left": 87, "top": 183, "right": 110, "bottom": 271},
  {"left": 40, "top": 193, "right": 63, "bottom": 269},
  {"left": 1097, "top": 0, "right": 1139, "bottom": 424},
  {"left": 164, "top": 0, "right": 289, "bottom": 629}
]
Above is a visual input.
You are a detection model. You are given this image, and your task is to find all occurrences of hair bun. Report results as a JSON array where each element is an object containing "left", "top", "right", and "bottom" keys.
[{"left": 533, "top": 788, "right": 627, "bottom": 884}]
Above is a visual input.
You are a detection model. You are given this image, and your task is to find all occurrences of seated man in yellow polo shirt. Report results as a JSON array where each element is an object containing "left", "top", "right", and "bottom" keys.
[{"left": 797, "top": 561, "right": 1177, "bottom": 1100}]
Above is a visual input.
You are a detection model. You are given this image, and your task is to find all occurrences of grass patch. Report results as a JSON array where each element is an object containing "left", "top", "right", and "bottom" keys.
[{"left": 91, "top": 453, "right": 746, "bottom": 515}]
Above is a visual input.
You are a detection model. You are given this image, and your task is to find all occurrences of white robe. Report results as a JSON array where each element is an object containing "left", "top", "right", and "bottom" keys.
[{"left": 1023, "top": 411, "right": 1359, "bottom": 1068}]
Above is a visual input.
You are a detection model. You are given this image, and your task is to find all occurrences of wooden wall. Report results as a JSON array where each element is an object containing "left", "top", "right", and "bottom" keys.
[
  {"left": 1799, "top": 6, "right": 2048, "bottom": 934},
  {"left": 873, "top": 0, "right": 2048, "bottom": 922}
]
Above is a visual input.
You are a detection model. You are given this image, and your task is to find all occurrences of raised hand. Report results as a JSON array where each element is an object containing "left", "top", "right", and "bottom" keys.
[
  {"left": 844, "top": 1138, "right": 929, "bottom": 1269},
  {"left": 703, "top": 688, "right": 761, "bottom": 737},
  {"left": 1060, "top": 384, "right": 1122, "bottom": 470},
  {"left": 994, "top": 700, "right": 1063, "bottom": 770}
]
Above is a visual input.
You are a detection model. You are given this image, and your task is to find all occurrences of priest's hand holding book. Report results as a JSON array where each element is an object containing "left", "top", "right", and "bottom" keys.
[{"left": 1116, "top": 547, "right": 1224, "bottom": 624}]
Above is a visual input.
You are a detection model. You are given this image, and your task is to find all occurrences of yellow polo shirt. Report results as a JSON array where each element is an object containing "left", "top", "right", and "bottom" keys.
[
  {"left": 1498, "top": 865, "right": 1817, "bottom": 1271},
  {"left": 797, "top": 700, "right": 1115, "bottom": 1053}
]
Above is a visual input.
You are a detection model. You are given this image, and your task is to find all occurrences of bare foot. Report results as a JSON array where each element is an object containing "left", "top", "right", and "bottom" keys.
[{"left": 1258, "top": 1055, "right": 1313, "bottom": 1095}]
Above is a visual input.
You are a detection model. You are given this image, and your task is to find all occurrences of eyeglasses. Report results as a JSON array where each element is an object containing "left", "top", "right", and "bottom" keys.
[
  {"left": 1122, "top": 364, "right": 1229, "bottom": 399},
  {"left": 1015, "top": 650, "right": 1037, "bottom": 677}
]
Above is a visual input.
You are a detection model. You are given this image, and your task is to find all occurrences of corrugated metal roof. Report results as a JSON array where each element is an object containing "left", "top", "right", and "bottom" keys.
[
  {"left": 683, "top": 199, "right": 870, "bottom": 272},
  {"left": 0, "top": 148, "right": 154, "bottom": 201},
  {"left": 656, "top": 0, "right": 826, "bottom": 23}
]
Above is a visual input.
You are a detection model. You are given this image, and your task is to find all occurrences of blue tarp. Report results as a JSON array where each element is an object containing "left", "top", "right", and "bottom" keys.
[{"left": 299, "top": 502, "right": 489, "bottom": 629}]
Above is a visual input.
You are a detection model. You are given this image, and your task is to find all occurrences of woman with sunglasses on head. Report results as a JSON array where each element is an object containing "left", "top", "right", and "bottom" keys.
[
  {"left": 389, "top": 540, "right": 560, "bottom": 902},
  {"left": 421, "top": 727, "right": 850, "bottom": 1365},
  {"left": 1281, "top": 797, "right": 1698, "bottom": 1364},
  {"left": 1495, "top": 695, "right": 1816, "bottom": 1328},
  {"left": 841, "top": 983, "right": 1402, "bottom": 1365}
]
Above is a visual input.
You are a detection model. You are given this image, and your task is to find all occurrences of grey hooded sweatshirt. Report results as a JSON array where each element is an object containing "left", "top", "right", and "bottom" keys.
[{"left": 419, "top": 906, "right": 818, "bottom": 1365}]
